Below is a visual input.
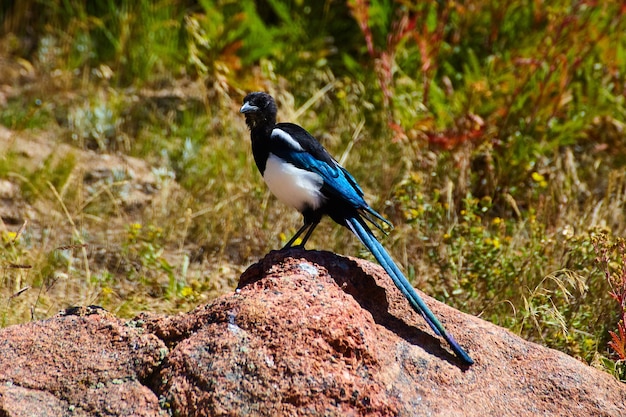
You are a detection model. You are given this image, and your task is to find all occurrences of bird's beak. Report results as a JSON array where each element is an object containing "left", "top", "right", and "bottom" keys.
[{"left": 240, "top": 102, "right": 259, "bottom": 114}]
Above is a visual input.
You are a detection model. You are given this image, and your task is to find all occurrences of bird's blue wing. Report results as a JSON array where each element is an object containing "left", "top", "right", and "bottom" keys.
[
  {"left": 276, "top": 147, "right": 368, "bottom": 208},
  {"left": 270, "top": 124, "right": 392, "bottom": 230},
  {"left": 270, "top": 124, "right": 367, "bottom": 207}
]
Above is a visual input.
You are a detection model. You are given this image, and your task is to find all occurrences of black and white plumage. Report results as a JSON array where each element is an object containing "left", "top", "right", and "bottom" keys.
[{"left": 240, "top": 92, "right": 473, "bottom": 365}]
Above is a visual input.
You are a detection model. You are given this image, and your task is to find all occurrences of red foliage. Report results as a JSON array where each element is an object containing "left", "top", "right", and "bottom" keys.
[
  {"left": 608, "top": 321, "right": 626, "bottom": 361},
  {"left": 347, "top": 1, "right": 448, "bottom": 108},
  {"left": 425, "top": 125, "right": 485, "bottom": 150},
  {"left": 594, "top": 238, "right": 626, "bottom": 362}
]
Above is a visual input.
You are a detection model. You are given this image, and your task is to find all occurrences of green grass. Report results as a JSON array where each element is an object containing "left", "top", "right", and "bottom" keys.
[
  {"left": 0, "top": 97, "right": 52, "bottom": 130},
  {"left": 1, "top": 0, "right": 625, "bottom": 381}
]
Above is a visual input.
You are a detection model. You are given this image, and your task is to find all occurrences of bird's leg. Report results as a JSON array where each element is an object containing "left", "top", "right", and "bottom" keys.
[
  {"left": 283, "top": 222, "right": 313, "bottom": 249},
  {"left": 297, "top": 219, "right": 320, "bottom": 247},
  {"left": 282, "top": 219, "right": 321, "bottom": 249}
]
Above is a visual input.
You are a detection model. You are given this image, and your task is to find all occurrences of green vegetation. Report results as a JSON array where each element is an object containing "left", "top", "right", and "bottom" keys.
[{"left": 1, "top": 0, "right": 625, "bottom": 380}]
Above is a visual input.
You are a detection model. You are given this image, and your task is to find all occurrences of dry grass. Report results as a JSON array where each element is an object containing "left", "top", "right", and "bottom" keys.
[{"left": 1, "top": 0, "right": 626, "bottom": 379}]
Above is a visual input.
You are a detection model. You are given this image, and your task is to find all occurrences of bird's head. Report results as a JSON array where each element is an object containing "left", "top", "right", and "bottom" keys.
[{"left": 240, "top": 92, "right": 277, "bottom": 130}]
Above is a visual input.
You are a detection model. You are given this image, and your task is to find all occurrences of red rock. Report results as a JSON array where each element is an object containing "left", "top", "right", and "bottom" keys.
[
  {"left": 0, "top": 307, "right": 166, "bottom": 417},
  {"left": 1, "top": 249, "right": 625, "bottom": 416}
]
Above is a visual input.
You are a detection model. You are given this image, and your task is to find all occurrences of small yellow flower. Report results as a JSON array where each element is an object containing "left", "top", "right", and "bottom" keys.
[
  {"left": 180, "top": 286, "right": 194, "bottom": 298},
  {"left": 531, "top": 172, "right": 544, "bottom": 182},
  {"left": 492, "top": 217, "right": 502, "bottom": 225},
  {"left": 410, "top": 172, "right": 422, "bottom": 184},
  {"left": 531, "top": 172, "right": 548, "bottom": 188},
  {"left": 2, "top": 231, "right": 18, "bottom": 243}
]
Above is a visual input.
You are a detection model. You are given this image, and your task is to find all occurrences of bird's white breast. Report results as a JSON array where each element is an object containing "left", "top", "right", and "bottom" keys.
[{"left": 263, "top": 153, "right": 325, "bottom": 212}]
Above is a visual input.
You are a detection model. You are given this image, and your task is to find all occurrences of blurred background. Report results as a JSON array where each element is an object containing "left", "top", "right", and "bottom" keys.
[{"left": 0, "top": 0, "right": 625, "bottom": 379}]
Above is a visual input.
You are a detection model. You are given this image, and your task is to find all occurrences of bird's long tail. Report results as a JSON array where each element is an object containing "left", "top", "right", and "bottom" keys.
[{"left": 345, "top": 216, "right": 474, "bottom": 365}]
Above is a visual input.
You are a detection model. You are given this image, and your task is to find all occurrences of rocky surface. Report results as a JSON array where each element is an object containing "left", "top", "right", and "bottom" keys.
[
  {"left": 1, "top": 249, "right": 625, "bottom": 416},
  {"left": 0, "top": 306, "right": 166, "bottom": 417}
]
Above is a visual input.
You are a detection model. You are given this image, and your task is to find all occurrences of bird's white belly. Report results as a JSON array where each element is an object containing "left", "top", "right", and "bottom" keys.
[{"left": 263, "top": 153, "right": 325, "bottom": 212}]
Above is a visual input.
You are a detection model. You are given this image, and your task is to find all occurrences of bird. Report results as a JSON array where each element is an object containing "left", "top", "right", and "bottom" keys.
[{"left": 240, "top": 91, "right": 474, "bottom": 365}]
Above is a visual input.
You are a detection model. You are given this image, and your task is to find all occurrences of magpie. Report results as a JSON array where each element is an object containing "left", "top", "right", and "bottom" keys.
[{"left": 240, "top": 92, "right": 474, "bottom": 365}]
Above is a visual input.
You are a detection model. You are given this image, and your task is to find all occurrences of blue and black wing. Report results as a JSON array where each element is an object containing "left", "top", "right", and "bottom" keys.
[{"left": 271, "top": 123, "right": 391, "bottom": 231}]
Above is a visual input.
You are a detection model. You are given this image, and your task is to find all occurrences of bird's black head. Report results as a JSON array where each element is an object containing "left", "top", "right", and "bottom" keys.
[{"left": 240, "top": 92, "right": 277, "bottom": 130}]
